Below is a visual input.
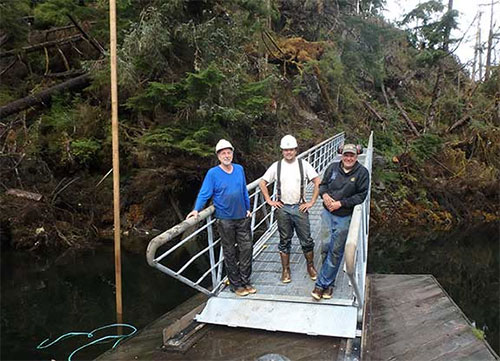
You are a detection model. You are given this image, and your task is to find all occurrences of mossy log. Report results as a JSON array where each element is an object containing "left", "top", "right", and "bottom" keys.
[{"left": 0, "top": 74, "right": 91, "bottom": 119}]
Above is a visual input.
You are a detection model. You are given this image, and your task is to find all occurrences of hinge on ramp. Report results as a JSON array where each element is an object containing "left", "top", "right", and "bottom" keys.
[{"left": 195, "top": 297, "right": 358, "bottom": 338}]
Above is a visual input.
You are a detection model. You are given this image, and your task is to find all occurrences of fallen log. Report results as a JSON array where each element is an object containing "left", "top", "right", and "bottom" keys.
[
  {"left": 447, "top": 115, "right": 471, "bottom": 133},
  {"left": 6, "top": 188, "right": 43, "bottom": 201},
  {"left": 0, "top": 34, "right": 83, "bottom": 58},
  {"left": 44, "top": 69, "right": 86, "bottom": 78},
  {"left": 67, "top": 14, "right": 105, "bottom": 56},
  {"left": 362, "top": 100, "right": 385, "bottom": 122},
  {"left": 0, "top": 73, "right": 91, "bottom": 119},
  {"left": 388, "top": 90, "right": 420, "bottom": 137}
]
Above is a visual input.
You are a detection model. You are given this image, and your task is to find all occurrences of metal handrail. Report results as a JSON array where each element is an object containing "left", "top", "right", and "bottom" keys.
[
  {"left": 146, "top": 132, "right": 345, "bottom": 296},
  {"left": 344, "top": 131, "right": 373, "bottom": 317}
]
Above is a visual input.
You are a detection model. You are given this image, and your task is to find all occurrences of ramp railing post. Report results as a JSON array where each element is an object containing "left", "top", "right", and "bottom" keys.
[
  {"left": 206, "top": 214, "right": 217, "bottom": 289},
  {"left": 344, "top": 132, "right": 373, "bottom": 315}
]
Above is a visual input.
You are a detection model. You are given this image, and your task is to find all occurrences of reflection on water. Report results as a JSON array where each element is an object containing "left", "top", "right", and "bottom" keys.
[
  {"left": 1, "top": 244, "right": 197, "bottom": 360},
  {"left": 368, "top": 222, "right": 500, "bottom": 355},
  {"left": 2, "top": 223, "right": 498, "bottom": 359}
]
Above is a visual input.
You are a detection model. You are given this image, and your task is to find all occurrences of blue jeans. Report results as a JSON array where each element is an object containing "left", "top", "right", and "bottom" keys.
[
  {"left": 275, "top": 204, "right": 314, "bottom": 254},
  {"left": 315, "top": 209, "right": 352, "bottom": 289}
]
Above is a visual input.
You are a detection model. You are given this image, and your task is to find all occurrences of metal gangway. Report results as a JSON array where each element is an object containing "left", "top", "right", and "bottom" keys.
[{"left": 146, "top": 131, "right": 373, "bottom": 338}]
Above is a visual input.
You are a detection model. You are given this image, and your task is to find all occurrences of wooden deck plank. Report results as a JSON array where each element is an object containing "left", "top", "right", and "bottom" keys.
[{"left": 362, "top": 274, "right": 498, "bottom": 361}]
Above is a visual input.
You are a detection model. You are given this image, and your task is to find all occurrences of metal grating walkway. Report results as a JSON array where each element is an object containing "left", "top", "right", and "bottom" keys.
[{"left": 196, "top": 157, "right": 361, "bottom": 338}]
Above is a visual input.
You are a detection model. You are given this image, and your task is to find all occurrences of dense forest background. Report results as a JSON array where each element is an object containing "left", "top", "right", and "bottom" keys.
[{"left": 0, "top": 0, "right": 498, "bottom": 250}]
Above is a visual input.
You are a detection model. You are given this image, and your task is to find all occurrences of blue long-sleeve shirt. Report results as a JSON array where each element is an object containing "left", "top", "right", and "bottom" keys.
[{"left": 194, "top": 164, "right": 250, "bottom": 219}]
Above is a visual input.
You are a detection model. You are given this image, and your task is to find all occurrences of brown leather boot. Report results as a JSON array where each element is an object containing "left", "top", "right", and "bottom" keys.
[
  {"left": 279, "top": 252, "right": 291, "bottom": 283},
  {"left": 304, "top": 251, "right": 317, "bottom": 280}
]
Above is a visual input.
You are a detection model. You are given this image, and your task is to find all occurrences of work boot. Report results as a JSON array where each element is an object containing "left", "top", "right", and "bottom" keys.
[
  {"left": 234, "top": 287, "right": 249, "bottom": 297},
  {"left": 244, "top": 284, "right": 257, "bottom": 294},
  {"left": 304, "top": 251, "right": 317, "bottom": 280},
  {"left": 311, "top": 286, "right": 323, "bottom": 300},
  {"left": 322, "top": 287, "right": 333, "bottom": 299},
  {"left": 279, "top": 252, "right": 291, "bottom": 283}
]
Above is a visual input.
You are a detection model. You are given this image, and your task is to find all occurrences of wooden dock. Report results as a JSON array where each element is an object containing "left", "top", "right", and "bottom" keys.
[
  {"left": 362, "top": 274, "right": 498, "bottom": 360},
  {"left": 96, "top": 274, "right": 498, "bottom": 360},
  {"left": 96, "top": 293, "right": 350, "bottom": 361}
]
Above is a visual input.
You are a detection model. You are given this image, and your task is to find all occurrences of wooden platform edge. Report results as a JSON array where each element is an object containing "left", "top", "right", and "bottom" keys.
[
  {"left": 361, "top": 274, "right": 499, "bottom": 361},
  {"left": 360, "top": 273, "right": 371, "bottom": 360},
  {"left": 429, "top": 274, "right": 500, "bottom": 359}
]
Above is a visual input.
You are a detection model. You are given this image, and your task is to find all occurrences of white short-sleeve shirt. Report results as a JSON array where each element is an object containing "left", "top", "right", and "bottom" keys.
[{"left": 261, "top": 158, "right": 319, "bottom": 204}]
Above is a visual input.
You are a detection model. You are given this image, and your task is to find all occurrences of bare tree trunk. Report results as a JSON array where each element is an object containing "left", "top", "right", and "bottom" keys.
[
  {"left": 478, "top": 12, "right": 483, "bottom": 81},
  {"left": 473, "top": 11, "right": 482, "bottom": 81},
  {"left": 0, "top": 74, "right": 91, "bottom": 119},
  {"left": 426, "top": 65, "right": 443, "bottom": 131},
  {"left": 443, "top": 0, "right": 454, "bottom": 52},
  {"left": 484, "top": 0, "right": 495, "bottom": 80}
]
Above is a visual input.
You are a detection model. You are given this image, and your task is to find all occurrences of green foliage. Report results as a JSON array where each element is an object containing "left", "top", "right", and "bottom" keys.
[
  {"left": 375, "top": 130, "right": 405, "bottom": 159},
  {"left": 236, "top": 77, "right": 273, "bottom": 114},
  {"left": 71, "top": 138, "right": 101, "bottom": 165},
  {"left": 340, "top": 17, "right": 400, "bottom": 85},
  {"left": 400, "top": 0, "right": 458, "bottom": 65},
  {"left": 410, "top": 134, "right": 442, "bottom": 162},
  {"left": 119, "top": 6, "right": 173, "bottom": 88},
  {"left": 138, "top": 126, "right": 214, "bottom": 157},
  {"left": 139, "top": 127, "right": 176, "bottom": 148},
  {"left": 297, "top": 128, "right": 314, "bottom": 141},
  {"left": 0, "top": 0, "right": 30, "bottom": 46},
  {"left": 472, "top": 327, "right": 485, "bottom": 341},
  {"left": 41, "top": 99, "right": 75, "bottom": 132},
  {"left": 183, "top": 64, "right": 225, "bottom": 106},
  {"left": 125, "top": 82, "right": 183, "bottom": 112},
  {"left": 33, "top": 0, "right": 98, "bottom": 28},
  {"left": 0, "top": 86, "right": 16, "bottom": 106}
]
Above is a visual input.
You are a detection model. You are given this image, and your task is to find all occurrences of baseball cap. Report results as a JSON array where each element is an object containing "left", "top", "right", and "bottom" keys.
[{"left": 342, "top": 144, "right": 358, "bottom": 155}]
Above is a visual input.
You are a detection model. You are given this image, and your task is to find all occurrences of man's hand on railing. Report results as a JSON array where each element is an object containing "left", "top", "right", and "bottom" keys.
[
  {"left": 299, "top": 201, "right": 314, "bottom": 213},
  {"left": 266, "top": 200, "right": 284, "bottom": 209},
  {"left": 186, "top": 210, "right": 199, "bottom": 220},
  {"left": 246, "top": 210, "right": 252, "bottom": 217}
]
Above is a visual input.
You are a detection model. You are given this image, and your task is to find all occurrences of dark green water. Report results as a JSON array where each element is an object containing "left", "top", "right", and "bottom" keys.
[
  {"left": 1, "top": 223, "right": 499, "bottom": 360},
  {"left": 0, "top": 244, "right": 197, "bottom": 360},
  {"left": 368, "top": 222, "right": 500, "bottom": 355}
]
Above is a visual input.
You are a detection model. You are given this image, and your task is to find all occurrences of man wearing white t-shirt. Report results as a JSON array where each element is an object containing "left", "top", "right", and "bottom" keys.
[{"left": 259, "top": 135, "right": 321, "bottom": 283}]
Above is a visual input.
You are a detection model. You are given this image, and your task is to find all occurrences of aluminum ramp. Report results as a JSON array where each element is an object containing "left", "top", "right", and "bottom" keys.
[{"left": 195, "top": 166, "right": 361, "bottom": 338}]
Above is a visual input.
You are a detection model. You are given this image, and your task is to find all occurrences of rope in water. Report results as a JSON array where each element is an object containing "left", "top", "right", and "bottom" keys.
[{"left": 36, "top": 323, "right": 137, "bottom": 361}]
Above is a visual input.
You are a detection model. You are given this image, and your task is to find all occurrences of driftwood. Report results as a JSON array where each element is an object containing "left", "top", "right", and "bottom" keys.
[
  {"left": 0, "top": 73, "right": 91, "bottom": 119},
  {"left": 0, "top": 35, "right": 83, "bottom": 58},
  {"left": 6, "top": 188, "right": 43, "bottom": 201},
  {"left": 388, "top": 90, "right": 420, "bottom": 137}
]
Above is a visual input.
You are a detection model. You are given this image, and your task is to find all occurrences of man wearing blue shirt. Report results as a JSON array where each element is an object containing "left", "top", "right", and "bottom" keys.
[{"left": 186, "top": 139, "right": 255, "bottom": 297}]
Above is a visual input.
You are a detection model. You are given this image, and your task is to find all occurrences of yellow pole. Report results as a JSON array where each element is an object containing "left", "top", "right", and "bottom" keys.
[{"left": 109, "top": 0, "right": 123, "bottom": 324}]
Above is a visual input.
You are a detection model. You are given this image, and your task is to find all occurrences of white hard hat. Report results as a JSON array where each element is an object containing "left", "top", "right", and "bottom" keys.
[
  {"left": 280, "top": 135, "right": 298, "bottom": 149},
  {"left": 215, "top": 139, "right": 234, "bottom": 153}
]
